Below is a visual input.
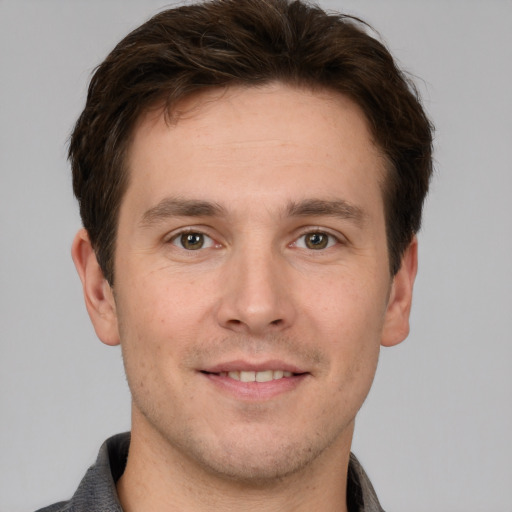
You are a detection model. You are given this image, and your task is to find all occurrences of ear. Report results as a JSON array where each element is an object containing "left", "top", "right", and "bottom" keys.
[
  {"left": 381, "top": 237, "right": 418, "bottom": 347},
  {"left": 71, "top": 228, "right": 120, "bottom": 346}
]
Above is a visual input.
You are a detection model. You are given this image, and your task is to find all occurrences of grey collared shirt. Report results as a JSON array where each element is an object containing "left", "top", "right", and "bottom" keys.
[{"left": 36, "top": 432, "right": 385, "bottom": 512}]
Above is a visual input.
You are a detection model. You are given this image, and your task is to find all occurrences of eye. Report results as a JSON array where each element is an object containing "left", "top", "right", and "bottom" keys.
[
  {"left": 294, "top": 231, "right": 337, "bottom": 250},
  {"left": 170, "top": 231, "right": 216, "bottom": 250}
]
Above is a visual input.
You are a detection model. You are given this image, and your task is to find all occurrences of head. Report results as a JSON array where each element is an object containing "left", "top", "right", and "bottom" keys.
[
  {"left": 70, "top": 0, "right": 433, "bottom": 490},
  {"left": 70, "top": 0, "right": 433, "bottom": 285}
]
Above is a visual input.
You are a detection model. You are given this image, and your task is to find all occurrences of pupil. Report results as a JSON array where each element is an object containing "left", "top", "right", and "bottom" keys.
[
  {"left": 307, "top": 233, "right": 328, "bottom": 249},
  {"left": 181, "top": 233, "right": 203, "bottom": 249}
]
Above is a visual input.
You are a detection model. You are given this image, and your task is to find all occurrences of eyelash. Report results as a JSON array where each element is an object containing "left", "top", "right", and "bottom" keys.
[
  {"left": 168, "top": 229, "right": 218, "bottom": 250},
  {"left": 292, "top": 230, "right": 340, "bottom": 251},
  {"left": 167, "top": 227, "right": 342, "bottom": 252}
]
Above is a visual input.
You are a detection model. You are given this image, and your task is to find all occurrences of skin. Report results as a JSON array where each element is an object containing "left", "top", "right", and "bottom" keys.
[{"left": 72, "top": 83, "right": 417, "bottom": 512}]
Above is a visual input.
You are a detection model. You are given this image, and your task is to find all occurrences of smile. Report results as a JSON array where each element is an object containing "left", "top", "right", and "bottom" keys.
[
  {"left": 219, "top": 370, "right": 294, "bottom": 382},
  {"left": 200, "top": 365, "right": 309, "bottom": 400}
]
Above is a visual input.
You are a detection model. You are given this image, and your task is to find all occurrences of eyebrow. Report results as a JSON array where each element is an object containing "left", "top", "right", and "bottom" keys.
[
  {"left": 286, "top": 199, "right": 366, "bottom": 225},
  {"left": 140, "top": 197, "right": 227, "bottom": 227},
  {"left": 139, "top": 196, "right": 366, "bottom": 228}
]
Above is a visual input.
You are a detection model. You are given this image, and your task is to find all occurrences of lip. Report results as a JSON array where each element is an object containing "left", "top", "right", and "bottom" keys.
[
  {"left": 201, "top": 372, "right": 308, "bottom": 401},
  {"left": 199, "top": 359, "right": 309, "bottom": 401},
  {"left": 201, "top": 359, "right": 306, "bottom": 374}
]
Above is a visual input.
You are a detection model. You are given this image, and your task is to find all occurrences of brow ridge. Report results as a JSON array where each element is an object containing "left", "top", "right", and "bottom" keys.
[
  {"left": 286, "top": 199, "right": 366, "bottom": 224},
  {"left": 139, "top": 196, "right": 365, "bottom": 227},
  {"left": 140, "top": 197, "right": 226, "bottom": 227}
]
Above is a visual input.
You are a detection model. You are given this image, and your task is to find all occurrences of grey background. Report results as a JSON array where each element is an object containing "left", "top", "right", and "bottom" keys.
[{"left": 1, "top": 1, "right": 511, "bottom": 511}]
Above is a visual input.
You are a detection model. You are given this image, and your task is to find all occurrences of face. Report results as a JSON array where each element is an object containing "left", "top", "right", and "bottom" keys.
[{"left": 75, "top": 83, "right": 416, "bottom": 484}]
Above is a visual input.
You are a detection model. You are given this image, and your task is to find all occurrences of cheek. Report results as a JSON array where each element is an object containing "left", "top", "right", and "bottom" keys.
[
  {"left": 115, "top": 270, "right": 218, "bottom": 384},
  {"left": 305, "top": 269, "right": 386, "bottom": 388},
  {"left": 121, "top": 266, "right": 213, "bottom": 327},
  {"left": 116, "top": 290, "right": 191, "bottom": 421},
  {"left": 307, "top": 267, "right": 388, "bottom": 337}
]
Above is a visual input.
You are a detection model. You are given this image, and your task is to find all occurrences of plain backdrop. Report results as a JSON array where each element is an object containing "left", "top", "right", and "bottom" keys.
[{"left": 1, "top": 1, "right": 511, "bottom": 511}]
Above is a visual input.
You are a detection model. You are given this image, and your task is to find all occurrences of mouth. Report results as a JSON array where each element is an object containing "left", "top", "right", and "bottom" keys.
[
  {"left": 202, "top": 369, "right": 297, "bottom": 382},
  {"left": 199, "top": 361, "right": 309, "bottom": 400}
]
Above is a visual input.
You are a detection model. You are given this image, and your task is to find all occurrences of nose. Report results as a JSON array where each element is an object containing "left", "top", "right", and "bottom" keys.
[{"left": 216, "top": 245, "right": 296, "bottom": 335}]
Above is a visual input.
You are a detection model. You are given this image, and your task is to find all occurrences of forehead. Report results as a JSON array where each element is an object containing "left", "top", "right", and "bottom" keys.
[{"left": 123, "top": 83, "right": 387, "bottom": 216}]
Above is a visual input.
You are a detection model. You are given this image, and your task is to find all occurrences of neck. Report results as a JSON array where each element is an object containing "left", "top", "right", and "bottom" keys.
[{"left": 117, "top": 413, "right": 353, "bottom": 512}]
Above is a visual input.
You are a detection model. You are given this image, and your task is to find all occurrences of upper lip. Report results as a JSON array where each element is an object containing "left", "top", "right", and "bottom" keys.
[{"left": 201, "top": 359, "right": 308, "bottom": 374}]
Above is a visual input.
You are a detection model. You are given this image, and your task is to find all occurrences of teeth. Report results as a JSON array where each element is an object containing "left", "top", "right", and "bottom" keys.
[
  {"left": 224, "top": 370, "right": 294, "bottom": 382},
  {"left": 255, "top": 370, "right": 273, "bottom": 382},
  {"left": 240, "top": 371, "right": 256, "bottom": 382}
]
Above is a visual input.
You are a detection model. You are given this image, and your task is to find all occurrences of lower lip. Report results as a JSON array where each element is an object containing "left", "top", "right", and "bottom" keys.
[{"left": 201, "top": 372, "right": 308, "bottom": 401}]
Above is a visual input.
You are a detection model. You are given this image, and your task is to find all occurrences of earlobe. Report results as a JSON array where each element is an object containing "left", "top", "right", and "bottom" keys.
[
  {"left": 71, "top": 229, "right": 120, "bottom": 346},
  {"left": 381, "top": 237, "right": 418, "bottom": 347}
]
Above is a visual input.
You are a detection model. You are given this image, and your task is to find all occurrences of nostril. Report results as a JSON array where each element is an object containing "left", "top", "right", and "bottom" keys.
[{"left": 270, "top": 319, "right": 283, "bottom": 326}]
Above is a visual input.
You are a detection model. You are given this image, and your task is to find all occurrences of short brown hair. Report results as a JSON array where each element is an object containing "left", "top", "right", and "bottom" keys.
[{"left": 69, "top": 0, "right": 433, "bottom": 284}]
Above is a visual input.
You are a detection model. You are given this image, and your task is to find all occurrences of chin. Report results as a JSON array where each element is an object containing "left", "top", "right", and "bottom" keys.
[
  {"left": 194, "top": 446, "right": 314, "bottom": 484},
  {"left": 175, "top": 426, "right": 343, "bottom": 486}
]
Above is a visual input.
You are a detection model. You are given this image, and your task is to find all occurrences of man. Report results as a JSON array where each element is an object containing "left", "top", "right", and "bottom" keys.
[{"left": 39, "top": 0, "right": 433, "bottom": 510}]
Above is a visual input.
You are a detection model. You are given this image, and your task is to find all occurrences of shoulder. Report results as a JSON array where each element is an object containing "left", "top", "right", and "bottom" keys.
[
  {"left": 33, "top": 433, "right": 130, "bottom": 512},
  {"left": 34, "top": 502, "right": 70, "bottom": 512}
]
